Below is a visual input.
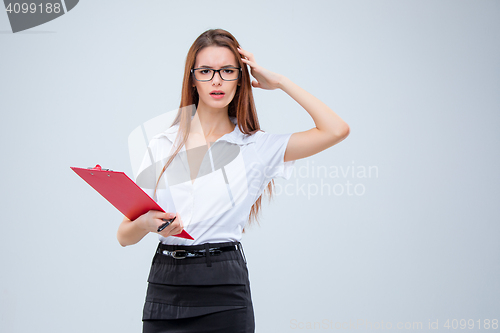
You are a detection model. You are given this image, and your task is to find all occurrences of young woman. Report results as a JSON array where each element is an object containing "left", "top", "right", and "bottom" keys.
[{"left": 117, "top": 29, "right": 349, "bottom": 333}]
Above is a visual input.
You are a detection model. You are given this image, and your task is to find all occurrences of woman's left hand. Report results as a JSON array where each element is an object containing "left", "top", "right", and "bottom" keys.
[{"left": 238, "top": 47, "right": 283, "bottom": 90}]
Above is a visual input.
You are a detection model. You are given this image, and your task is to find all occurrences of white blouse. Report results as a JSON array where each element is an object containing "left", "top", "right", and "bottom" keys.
[{"left": 136, "top": 116, "right": 295, "bottom": 245}]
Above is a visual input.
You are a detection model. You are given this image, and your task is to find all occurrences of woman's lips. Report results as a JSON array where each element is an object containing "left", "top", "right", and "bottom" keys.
[{"left": 210, "top": 90, "right": 225, "bottom": 99}]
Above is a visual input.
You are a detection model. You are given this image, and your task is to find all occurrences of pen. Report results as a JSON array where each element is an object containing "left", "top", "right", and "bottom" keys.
[{"left": 158, "top": 216, "right": 176, "bottom": 232}]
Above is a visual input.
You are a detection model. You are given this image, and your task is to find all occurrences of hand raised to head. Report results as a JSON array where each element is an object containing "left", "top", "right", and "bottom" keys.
[{"left": 238, "top": 47, "right": 284, "bottom": 90}]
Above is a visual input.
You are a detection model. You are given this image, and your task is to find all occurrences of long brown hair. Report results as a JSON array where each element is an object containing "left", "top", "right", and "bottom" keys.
[{"left": 154, "top": 29, "right": 276, "bottom": 226}]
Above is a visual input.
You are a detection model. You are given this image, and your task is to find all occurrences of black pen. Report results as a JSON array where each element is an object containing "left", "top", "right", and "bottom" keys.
[{"left": 158, "top": 216, "right": 176, "bottom": 232}]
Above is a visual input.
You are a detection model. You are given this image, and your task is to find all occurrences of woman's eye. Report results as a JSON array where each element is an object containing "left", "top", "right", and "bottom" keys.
[
  {"left": 223, "top": 69, "right": 234, "bottom": 74},
  {"left": 200, "top": 69, "right": 211, "bottom": 75}
]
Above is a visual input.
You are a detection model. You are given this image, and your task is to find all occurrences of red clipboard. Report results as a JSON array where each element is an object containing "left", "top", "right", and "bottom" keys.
[{"left": 71, "top": 164, "right": 194, "bottom": 240}]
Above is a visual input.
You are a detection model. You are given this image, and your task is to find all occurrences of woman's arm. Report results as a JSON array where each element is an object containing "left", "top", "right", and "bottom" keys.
[
  {"left": 117, "top": 211, "right": 184, "bottom": 247},
  {"left": 238, "top": 48, "right": 350, "bottom": 162}
]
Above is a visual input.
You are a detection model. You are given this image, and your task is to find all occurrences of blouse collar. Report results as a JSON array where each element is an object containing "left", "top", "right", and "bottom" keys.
[{"left": 160, "top": 116, "right": 258, "bottom": 146}]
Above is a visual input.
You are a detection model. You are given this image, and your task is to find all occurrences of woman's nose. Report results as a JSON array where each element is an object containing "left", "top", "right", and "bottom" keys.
[{"left": 212, "top": 72, "right": 223, "bottom": 85}]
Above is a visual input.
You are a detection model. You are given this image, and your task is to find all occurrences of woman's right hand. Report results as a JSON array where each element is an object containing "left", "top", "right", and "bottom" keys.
[{"left": 137, "top": 210, "right": 184, "bottom": 238}]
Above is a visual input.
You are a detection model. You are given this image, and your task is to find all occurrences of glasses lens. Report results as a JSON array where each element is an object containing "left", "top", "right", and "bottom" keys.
[
  {"left": 193, "top": 69, "right": 214, "bottom": 81},
  {"left": 219, "top": 68, "right": 240, "bottom": 81}
]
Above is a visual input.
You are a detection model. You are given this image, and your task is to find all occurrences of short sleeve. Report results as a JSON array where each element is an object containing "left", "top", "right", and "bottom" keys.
[{"left": 254, "top": 132, "right": 296, "bottom": 181}]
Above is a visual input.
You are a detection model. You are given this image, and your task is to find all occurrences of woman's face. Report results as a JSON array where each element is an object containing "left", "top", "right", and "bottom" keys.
[{"left": 193, "top": 46, "right": 240, "bottom": 112}]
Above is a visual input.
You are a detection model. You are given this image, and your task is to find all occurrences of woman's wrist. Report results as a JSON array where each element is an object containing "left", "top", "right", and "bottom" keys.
[
  {"left": 117, "top": 216, "right": 149, "bottom": 247},
  {"left": 277, "top": 75, "right": 290, "bottom": 91},
  {"left": 135, "top": 214, "right": 149, "bottom": 232}
]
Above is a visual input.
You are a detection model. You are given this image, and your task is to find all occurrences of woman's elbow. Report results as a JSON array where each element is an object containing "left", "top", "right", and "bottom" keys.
[
  {"left": 117, "top": 234, "right": 128, "bottom": 247},
  {"left": 117, "top": 228, "right": 132, "bottom": 247},
  {"left": 329, "top": 123, "right": 350, "bottom": 145},
  {"left": 337, "top": 123, "right": 350, "bottom": 139}
]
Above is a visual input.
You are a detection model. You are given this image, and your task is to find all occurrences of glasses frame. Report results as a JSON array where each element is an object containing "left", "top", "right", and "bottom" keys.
[{"left": 191, "top": 67, "right": 242, "bottom": 82}]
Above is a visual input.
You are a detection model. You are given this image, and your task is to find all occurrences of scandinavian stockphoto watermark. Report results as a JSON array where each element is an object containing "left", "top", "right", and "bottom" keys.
[
  {"left": 290, "top": 318, "right": 499, "bottom": 330},
  {"left": 128, "top": 106, "right": 374, "bottom": 230},
  {"left": 272, "top": 160, "right": 378, "bottom": 199},
  {"left": 3, "top": 0, "right": 79, "bottom": 33}
]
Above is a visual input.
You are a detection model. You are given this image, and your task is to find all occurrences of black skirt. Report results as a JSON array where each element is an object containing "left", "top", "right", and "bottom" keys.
[{"left": 142, "top": 241, "right": 255, "bottom": 333}]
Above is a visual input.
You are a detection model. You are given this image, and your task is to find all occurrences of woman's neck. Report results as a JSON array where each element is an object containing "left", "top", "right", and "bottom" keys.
[{"left": 194, "top": 105, "right": 235, "bottom": 138}]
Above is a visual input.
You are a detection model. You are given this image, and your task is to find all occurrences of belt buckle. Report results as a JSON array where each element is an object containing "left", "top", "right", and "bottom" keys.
[
  {"left": 209, "top": 249, "right": 222, "bottom": 256},
  {"left": 163, "top": 249, "right": 187, "bottom": 259}
]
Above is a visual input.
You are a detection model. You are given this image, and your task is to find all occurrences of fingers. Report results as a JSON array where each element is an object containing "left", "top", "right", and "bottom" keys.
[
  {"left": 237, "top": 47, "right": 255, "bottom": 63},
  {"left": 177, "top": 212, "right": 183, "bottom": 228},
  {"left": 157, "top": 212, "right": 184, "bottom": 238},
  {"left": 238, "top": 48, "right": 259, "bottom": 71},
  {"left": 239, "top": 52, "right": 262, "bottom": 88},
  {"left": 169, "top": 222, "right": 183, "bottom": 236},
  {"left": 157, "top": 211, "right": 176, "bottom": 220},
  {"left": 170, "top": 212, "right": 184, "bottom": 233},
  {"left": 240, "top": 57, "right": 257, "bottom": 69}
]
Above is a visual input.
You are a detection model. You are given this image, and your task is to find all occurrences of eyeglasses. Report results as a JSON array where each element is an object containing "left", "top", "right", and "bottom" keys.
[{"left": 191, "top": 67, "right": 241, "bottom": 82}]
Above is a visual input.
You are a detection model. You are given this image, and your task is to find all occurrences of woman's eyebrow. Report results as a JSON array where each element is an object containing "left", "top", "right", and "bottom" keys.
[{"left": 198, "top": 64, "right": 238, "bottom": 68}]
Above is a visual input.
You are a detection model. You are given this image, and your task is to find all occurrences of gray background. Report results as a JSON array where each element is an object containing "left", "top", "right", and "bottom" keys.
[{"left": 1, "top": 0, "right": 499, "bottom": 332}]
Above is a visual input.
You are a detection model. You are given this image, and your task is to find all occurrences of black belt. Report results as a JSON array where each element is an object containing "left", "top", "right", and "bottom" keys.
[{"left": 157, "top": 244, "right": 239, "bottom": 260}]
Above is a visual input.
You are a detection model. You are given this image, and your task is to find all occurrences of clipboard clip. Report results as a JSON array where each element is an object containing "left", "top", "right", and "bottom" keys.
[{"left": 87, "top": 164, "right": 112, "bottom": 172}]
